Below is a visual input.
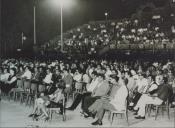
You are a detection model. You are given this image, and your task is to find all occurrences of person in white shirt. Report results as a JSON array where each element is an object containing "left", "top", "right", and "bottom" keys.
[
  {"left": 0, "top": 68, "right": 11, "bottom": 100},
  {"left": 21, "top": 66, "right": 32, "bottom": 80},
  {"left": 28, "top": 84, "right": 65, "bottom": 121},
  {"left": 105, "top": 65, "right": 112, "bottom": 79},
  {"left": 73, "top": 69, "right": 83, "bottom": 90},
  {"left": 155, "top": 69, "right": 164, "bottom": 85},
  {"left": 0, "top": 68, "right": 10, "bottom": 82},
  {"left": 88, "top": 66, "right": 95, "bottom": 78},
  {"left": 43, "top": 68, "right": 53, "bottom": 84},
  {"left": 129, "top": 72, "right": 148, "bottom": 108},
  {"left": 125, "top": 71, "right": 136, "bottom": 101},
  {"left": 67, "top": 71, "right": 99, "bottom": 110},
  {"left": 82, "top": 73, "right": 91, "bottom": 85}
]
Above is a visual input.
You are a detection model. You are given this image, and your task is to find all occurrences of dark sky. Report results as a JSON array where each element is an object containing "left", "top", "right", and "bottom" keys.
[{"left": 1, "top": 0, "right": 168, "bottom": 47}]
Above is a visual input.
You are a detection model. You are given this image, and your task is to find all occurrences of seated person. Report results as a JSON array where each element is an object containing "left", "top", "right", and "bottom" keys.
[
  {"left": 1, "top": 68, "right": 17, "bottom": 95},
  {"left": 66, "top": 71, "right": 99, "bottom": 111},
  {"left": 0, "top": 67, "right": 10, "bottom": 99},
  {"left": 62, "top": 68, "right": 73, "bottom": 95},
  {"left": 129, "top": 75, "right": 158, "bottom": 110},
  {"left": 134, "top": 77, "right": 173, "bottom": 119},
  {"left": 89, "top": 75, "right": 128, "bottom": 126},
  {"left": 87, "top": 74, "right": 120, "bottom": 118},
  {"left": 28, "top": 81, "right": 65, "bottom": 121},
  {"left": 38, "top": 68, "right": 56, "bottom": 96},
  {"left": 128, "top": 72, "right": 148, "bottom": 109},
  {"left": 73, "top": 68, "right": 83, "bottom": 90},
  {"left": 81, "top": 73, "right": 110, "bottom": 117}
]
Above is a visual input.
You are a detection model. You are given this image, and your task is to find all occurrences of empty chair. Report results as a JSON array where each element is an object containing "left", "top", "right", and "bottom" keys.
[
  {"left": 19, "top": 79, "right": 31, "bottom": 105},
  {"left": 26, "top": 82, "right": 38, "bottom": 106}
]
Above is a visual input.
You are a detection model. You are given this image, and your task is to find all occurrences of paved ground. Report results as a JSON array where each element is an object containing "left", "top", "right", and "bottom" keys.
[{"left": 0, "top": 98, "right": 175, "bottom": 128}]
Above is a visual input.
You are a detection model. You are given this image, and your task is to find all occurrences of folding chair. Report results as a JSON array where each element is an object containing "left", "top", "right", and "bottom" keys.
[
  {"left": 47, "top": 94, "right": 66, "bottom": 121},
  {"left": 109, "top": 99, "right": 129, "bottom": 126}
]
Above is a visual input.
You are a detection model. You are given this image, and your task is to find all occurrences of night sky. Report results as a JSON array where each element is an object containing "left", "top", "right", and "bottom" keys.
[{"left": 1, "top": 0, "right": 168, "bottom": 47}]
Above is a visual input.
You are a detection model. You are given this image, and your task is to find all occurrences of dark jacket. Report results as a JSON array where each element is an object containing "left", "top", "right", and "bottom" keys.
[{"left": 157, "top": 84, "right": 173, "bottom": 101}]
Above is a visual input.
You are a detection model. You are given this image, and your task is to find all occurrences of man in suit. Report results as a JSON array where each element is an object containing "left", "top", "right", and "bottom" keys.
[
  {"left": 82, "top": 73, "right": 110, "bottom": 117},
  {"left": 134, "top": 77, "right": 173, "bottom": 119},
  {"left": 89, "top": 75, "right": 128, "bottom": 125}
]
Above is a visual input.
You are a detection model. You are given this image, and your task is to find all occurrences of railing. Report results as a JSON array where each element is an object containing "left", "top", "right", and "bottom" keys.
[{"left": 111, "top": 43, "right": 175, "bottom": 50}]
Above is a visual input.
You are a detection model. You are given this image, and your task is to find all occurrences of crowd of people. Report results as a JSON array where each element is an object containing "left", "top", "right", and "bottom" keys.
[
  {"left": 42, "top": 16, "right": 175, "bottom": 54},
  {"left": 0, "top": 58, "right": 175, "bottom": 125}
]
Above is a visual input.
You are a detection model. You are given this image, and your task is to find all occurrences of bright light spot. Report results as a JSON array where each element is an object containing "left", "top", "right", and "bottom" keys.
[
  {"left": 51, "top": 0, "right": 74, "bottom": 8},
  {"left": 105, "top": 12, "right": 108, "bottom": 16},
  {"left": 17, "top": 49, "right": 21, "bottom": 52}
]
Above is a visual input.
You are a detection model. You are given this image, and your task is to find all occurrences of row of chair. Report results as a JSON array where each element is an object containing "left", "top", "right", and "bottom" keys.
[
  {"left": 2, "top": 79, "right": 171, "bottom": 125},
  {"left": 6, "top": 78, "right": 66, "bottom": 121}
]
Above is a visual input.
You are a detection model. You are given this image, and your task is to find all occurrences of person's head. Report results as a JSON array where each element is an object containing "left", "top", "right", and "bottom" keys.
[
  {"left": 97, "top": 64, "right": 101, "bottom": 70},
  {"left": 46, "top": 68, "right": 51, "bottom": 74},
  {"left": 156, "top": 75, "right": 164, "bottom": 85},
  {"left": 101, "top": 67, "right": 106, "bottom": 74},
  {"left": 156, "top": 69, "right": 163, "bottom": 75},
  {"left": 10, "top": 68, "right": 16, "bottom": 76},
  {"left": 25, "top": 66, "right": 30, "bottom": 71},
  {"left": 108, "top": 74, "right": 119, "bottom": 85},
  {"left": 75, "top": 68, "right": 82, "bottom": 74},
  {"left": 146, "top": 70, "right": 151, "bottom": 76},
  {"left": 125, "top": 71, "right": 132, "bottom": 78},
  {"left": 19, "top": 66, "right": 24, "bottom": 72},
  {"left": 138, "top": 72, "right": 146, "bottom": 80},
  {"left": 55, "top": 69, "right": 60, "bottom": 75},
  {"left": 147, "top": 75, "right": 155, "bottom": 85},
  {"left": 111, "top": 69, "right": 118, "bottom": 76},
  {"left": 34, "top": 67, "right": 38, "bottom": 72},
  {"left": 130, "top": 69, "right": 136, "bottom": 76},
  {"left": 39, "top": 66, "right": 43, "bottom": 72},
  {"left": 3, "top": 68, "right": 8, "bottom": 74},
  {"left": 163, "top": 77, "right": 168, "bottom": 84},
  {"left": 168, "top": 70, "right": 173, "bottom": 76},
  {"left": 106, "top": 65, "right": 110, "bottom": 70},
  {"left": 120, "top": 70, "right": 126, "bottom": 79},
  {"left": 97, "top": 73, "right": 105, "bottom": 82},
  {"left": 91, "top": 71, "right": 98, "bottom": 79},
  {"left": 57, "top": 80, "right": 66, "bottom": 90},
  {"left": 63, "top": 68, "right": 69, "bottom": 75}
]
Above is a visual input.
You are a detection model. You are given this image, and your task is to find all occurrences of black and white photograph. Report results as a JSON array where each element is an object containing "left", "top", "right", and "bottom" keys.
[{"left": 0, "top": 0, "right": 175, "bottom": 127}]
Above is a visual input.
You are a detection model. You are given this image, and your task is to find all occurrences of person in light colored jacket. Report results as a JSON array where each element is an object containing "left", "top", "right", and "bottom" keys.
[{"left": 90, "top": 75, "right": 128, "bottom": 126}]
